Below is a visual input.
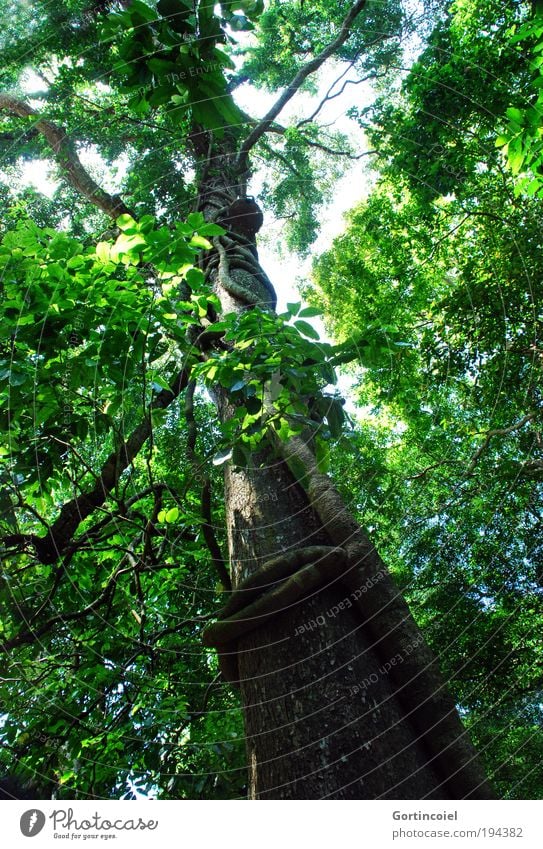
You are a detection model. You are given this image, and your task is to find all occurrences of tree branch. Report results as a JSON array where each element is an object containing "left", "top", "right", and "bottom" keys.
[
  {"left": 261, "top": 120, "right": 376, "bottom": 161},
  {"left": 466, "top": 413, "right": 536, "bottom": 476},
  {"left": 297, "top": 59, "right": 361, "bottom": 127},
  {"left": 300, "top": 136, "right": 376, "bottom": 159},
  {"left": 0, "top": 94, "right": 132, "bottom": 218},
  {"left": 1, "top": 568, "right": 121, "bottom": 651},
  {"left": 2, "top": 367, "right": 192, "bottom": 565},
  {"left": 235, "top": 0, "right": 368, "bottom": 171},
  {"left": 297, "top": 63, "right": 390, "bottom": 129}
]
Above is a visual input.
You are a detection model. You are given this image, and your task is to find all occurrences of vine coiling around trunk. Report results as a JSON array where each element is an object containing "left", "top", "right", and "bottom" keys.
[
  {"left": 203, "top": 545, "right": 346, "bottom": 678},
  {"left": 197, "top": 162, "right": 494, "bottom": 800}
]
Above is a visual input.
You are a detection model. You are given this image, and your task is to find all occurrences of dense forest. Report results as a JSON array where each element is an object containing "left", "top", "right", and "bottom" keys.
[{"left": 0, "top": 0, "right": 541, "bottom": 800}]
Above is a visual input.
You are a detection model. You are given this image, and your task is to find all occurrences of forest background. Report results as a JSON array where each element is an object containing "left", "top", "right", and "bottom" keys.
[{"left": 0, "top": 0, "right": 541, "bottom": 801}]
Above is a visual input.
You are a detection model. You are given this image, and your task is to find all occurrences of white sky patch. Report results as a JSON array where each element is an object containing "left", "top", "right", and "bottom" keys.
[
  {"left": 20, "top": 159, "right": 57, "bottom": 196},
  {"left": 78, "top": 146, "right": 130, "bottom": 194},
  {"left": 233, "top": 57, "right": 376, "bottom": 310},
  {"left": 20, "top": 68, "right": 49, "bottom": 94}
]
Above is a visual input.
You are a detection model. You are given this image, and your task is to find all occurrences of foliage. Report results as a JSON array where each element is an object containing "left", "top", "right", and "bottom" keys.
[
  {"left": 241, "top": 0, "right": 405, "bottom": 90},
  {"left": 1, "top": 0, "right": 540, "bottom": 801},
  {"left": 496, "top": 9, "right": 543, "bottom": 195},
  {"left": 310, "top": 0, "right": 543, "bottom": 798},
  {"left": 0, "top": 203, "right": 348, "bottom": 796}
]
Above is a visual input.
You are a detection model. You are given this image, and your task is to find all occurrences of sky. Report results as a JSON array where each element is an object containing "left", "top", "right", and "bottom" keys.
[
  {"left": 233, "top": 63, "right": 375, "bottom": 311},
  {"left": 15, "top": 48, "right": 375, "bottom": 408}
]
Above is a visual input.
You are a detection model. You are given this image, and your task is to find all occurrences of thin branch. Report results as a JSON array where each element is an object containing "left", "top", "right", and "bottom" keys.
[
  {"left": 1, "top": 367, "right": 192, "bottom": 564},
  {"left": 192, "top": 671, "right": 222, "bottom": 716},
  {"left": 466, "top": 413, "right": 536, "bottom": 476},
  {"left": 414, "top": 213, "right": 473, "bottom": 270},
  {"left": 236, "top": 0, "right": 368, "bottom": 171},
  {"left": 298, "top": 64, "right": 390, "bottom": 129},
  {"left": 48, "top": 436, "right": 102, "bottom": 482},
  {"left": 70, "top": 90, "right": 184, "bottom": 138},
  {"left": 407, "top": 460, "right": 458, "bottom": 481},
  {"left": 297, "top": 59, "right": 360, "bottom": 127},
  {"left": 0, "top": 93, "right": 132, "bottom": 218},
  {"left": 6, "top": 486, "right": 51, "bottom": 535},
  {"left": 263, "top": 121, "right": 376, "bottom": 160},
  {"left": 260, "top": 142, "right": 305, "bottom": 180},
  {"left": 26, "top": 549, "right": 75, "bottom": 626},
  {"left": 300, "top": 136, "right": 377, "bottom": 159},
  {"left": 1, "top": 569, "right": 121, "bottom": 651},
  {"left": 185, "top": 379, "right": 198, "bottom": 458},
  {"left": 185, "top": 382, "right": 231, "bottom": 591},
  {"left": 125, "top": 484, "right": 167, "bottom": 509},
  {"left": 149, "top": 612, "right": 214, "bottom": 644}
]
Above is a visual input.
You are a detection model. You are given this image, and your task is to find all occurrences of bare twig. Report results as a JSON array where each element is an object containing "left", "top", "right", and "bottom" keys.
[
  {"left": 466, "top": 414, "right": 536, "bottom": 476},
  {"left": 262, "top": 120, "right": 375, "bottom": 160},
  {"left": 297, "top": 59, "right": 360, "bottom": 127},
  {"left": 298, "top": 65, "right": 388, "bottom": 128},
  {"left": 236, "top": 0, "right": 368, "bottom": 171},
  {"left": 300, "top": 137, "right": 376, "bottom": 159}
]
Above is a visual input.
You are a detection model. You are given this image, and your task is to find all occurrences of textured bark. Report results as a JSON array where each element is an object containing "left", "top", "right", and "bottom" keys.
[
  {"left": 223, "top": 457, "right": 447, "bottom": 799},
  {"left": 198, "top": 160, "right": 493, "bottom": 798}
]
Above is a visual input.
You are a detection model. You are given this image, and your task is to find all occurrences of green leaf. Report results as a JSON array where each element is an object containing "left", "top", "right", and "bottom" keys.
[
  {"left": 505, "top": 107, "right": 525, "bottom": 126},
  {"left": 315, "top": 437, "right": 330, "bottom": 473},
  {"left": 151, "top": 408, "right": 169, "bottom": 427},
  {"left": 298, "top": 306, "right": 322, "bottom": 318},
  {"left": 165, "top": 507, "right": 179, "bottom": 523},
  {"left": 325, "top": 399, "right": 345, "bottom": 439},
  {"left": 507, "top": 137, "right": 526, "bottom": 176},
  {"left": 95, "top": 242, "right": 111, "bottom": 263},
  {"left": 8, "top": 370, "right": 27, "bottom": 386},
  {"left": 294, "top": 319, "right": 320, "bottom": 340},
  {"left": 116, "top": 214, "right": 137, "bottom": 231},
  {"left": 187, "top": 212, "right": 205, "bottom": 229},
  {"left": 190, "top": 234, "right": 213, "bottom": 250},
  {"left": 197, "top": 222, "right": 225, "bottom": 237}
]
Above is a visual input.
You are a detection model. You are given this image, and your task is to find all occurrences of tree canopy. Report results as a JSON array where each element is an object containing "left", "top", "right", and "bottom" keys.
[{"left": 0, "top": 0, "right": 541, "bottom": 800}]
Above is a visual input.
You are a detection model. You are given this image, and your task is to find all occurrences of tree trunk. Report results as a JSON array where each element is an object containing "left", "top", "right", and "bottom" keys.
[
  {"left": 197, "top": 152, "right": 494, "bottom": 800},
  {"left": 224, "top": 458, "right": 447, "bottom": 799}
]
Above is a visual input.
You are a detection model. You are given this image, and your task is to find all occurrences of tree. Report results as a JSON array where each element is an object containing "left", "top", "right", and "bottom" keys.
[
  {"left": 310, "top": 0, "right": 543, "bottom": 799},
  {"left": 0, "top": 0, "right": 497, "bottom": 799},
  {"left": 497, "top": 3, "right": 543, "bottom": 193}
]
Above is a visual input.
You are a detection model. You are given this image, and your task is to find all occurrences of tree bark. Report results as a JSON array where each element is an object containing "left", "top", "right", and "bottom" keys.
[
  {"left": 223, "top": 457, "right": 447, "bottom": 799},
  {"left": 197, "top": 155, "right": 495, "bottom": 800}
]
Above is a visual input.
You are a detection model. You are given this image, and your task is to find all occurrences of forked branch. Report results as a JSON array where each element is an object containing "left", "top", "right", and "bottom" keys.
[
  {"left": 236, "top": 0, "right": 368, "bottom": 171},
  {"left": 2, "top": 368, "right": 191, "bottom": 564}
]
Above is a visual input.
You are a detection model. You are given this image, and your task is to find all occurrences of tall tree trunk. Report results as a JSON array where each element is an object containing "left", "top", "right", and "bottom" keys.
[
  {"left": 197, "top": 151, "right": 494, "bottom": 800},
  {"left": 224, "top": 458, "right": 447, "bottom": 799}
]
